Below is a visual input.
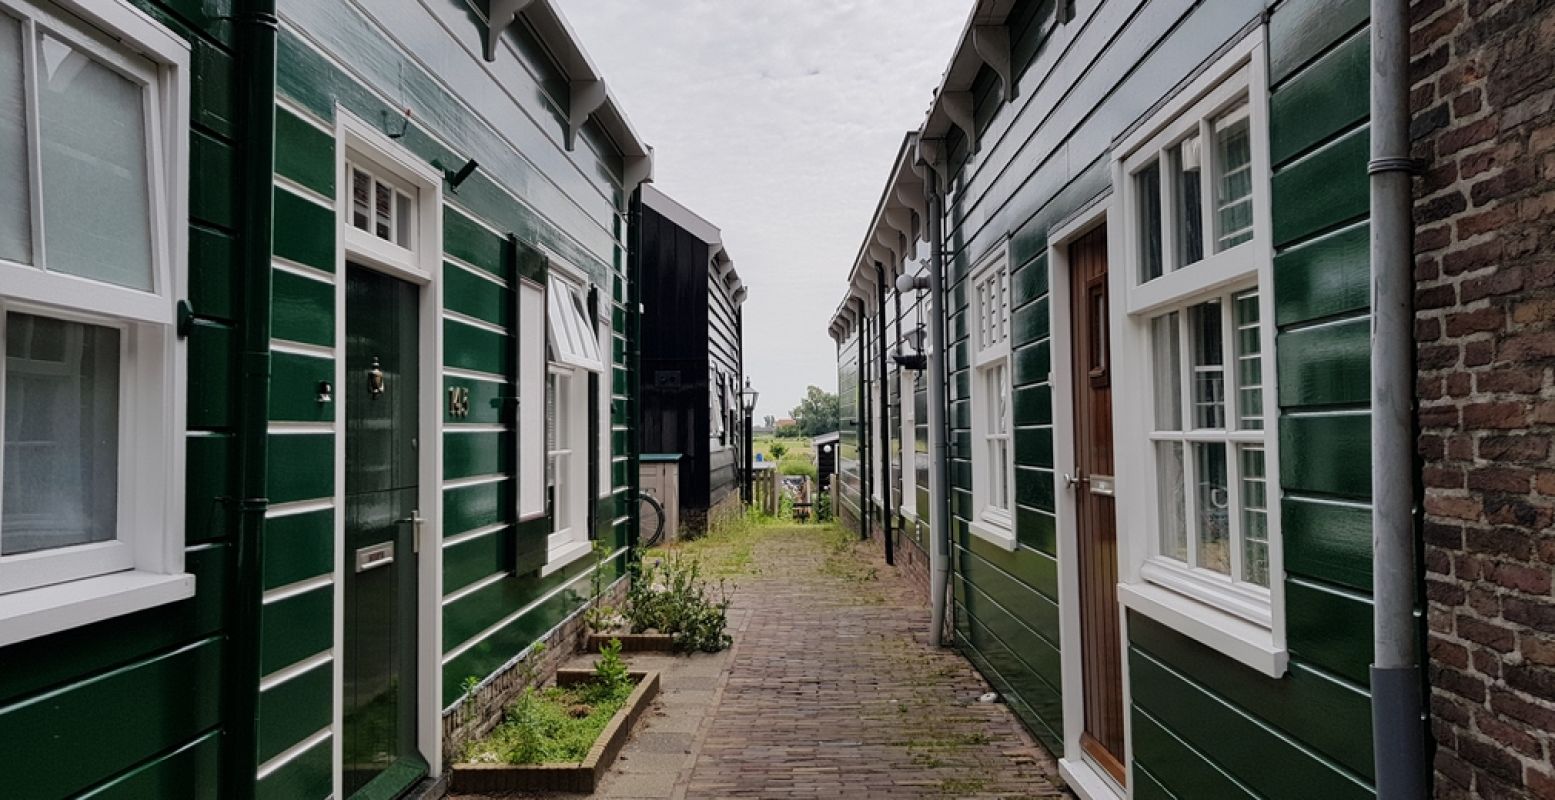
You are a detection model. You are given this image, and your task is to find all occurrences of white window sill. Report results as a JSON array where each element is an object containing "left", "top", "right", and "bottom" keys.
[
  {"left": 968, "top": 517, "right": 1018, "bottom": 552},
  {"left": 0, "top": 571, "right": 196, "bottom": 647},
  {"left": 899, "top": 506, "right": 918, "bottom": 522},
  {"left": 1119, "top": 581, "right": 1287, "bottom": 678},
  {"left": 539, "top": 539, "right": 594, "bottom": 578}
]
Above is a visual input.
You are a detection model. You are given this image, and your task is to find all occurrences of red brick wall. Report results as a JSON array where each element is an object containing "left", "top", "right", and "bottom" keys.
[{"left": 1412, "top": 0, "right": 1555, "bottom": 796}]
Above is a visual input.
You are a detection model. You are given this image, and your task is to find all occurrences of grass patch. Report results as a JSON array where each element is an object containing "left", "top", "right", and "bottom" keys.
[{"left": 463, "top": 681, "right": 630, "bottom": 765}]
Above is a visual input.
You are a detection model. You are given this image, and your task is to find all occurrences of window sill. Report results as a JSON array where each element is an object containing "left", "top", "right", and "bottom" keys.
[
  {"left": 1119, "top": 581, "right": 1287, "bottom": 678},
  {"left": 539, "top": 539, "right": 594, "bottom": 578},
  {"left": 899, "top": 507, "right": 918, "bottom": 522},
  {"left": 968, "top": 517, "right": 1017, "bottom": 552},
  {"left": 0, "top": 570, "right": 196, "bottom": 647}
]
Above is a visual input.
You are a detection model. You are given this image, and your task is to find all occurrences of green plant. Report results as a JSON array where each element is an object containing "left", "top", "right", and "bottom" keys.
[
  {"left": 460, "top": 675, "right": 482, "bottom": 723},
  {"left": 588, "top": 638, "right": 634, "bottom": 703},
  {"left": 769, "top": 441, "right": 788, "bottom": 460},
  {"left": 778, "top": 459, "right": 817, "bottom": 479},
  {"left": 814, "top": 491, "right": 833, "bottom": 522},
  {"left": 584, "top": 541, "right": 618, "bottom": 631},
  {"left": 624, "top": 550, "right": 733, "bottom": 652}
]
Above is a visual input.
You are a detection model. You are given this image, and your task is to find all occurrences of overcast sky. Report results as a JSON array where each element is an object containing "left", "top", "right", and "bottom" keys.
[{"left": 565, "top": 1, "right": 970, "bottom": 422}]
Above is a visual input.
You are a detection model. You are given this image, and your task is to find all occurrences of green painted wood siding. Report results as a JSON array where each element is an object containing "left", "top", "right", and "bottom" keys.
[
  {"left": 920, "top": 0, "right": 1379, "bottom": 788},
  {"left": 0, "top": 2, "right": 239, "bottom": 797},
  {"left": 245, "top": 0, "right": 642, "bottom": 792},
  {"left": 836, "top": 334, "right": 863, "bottom": 524}
]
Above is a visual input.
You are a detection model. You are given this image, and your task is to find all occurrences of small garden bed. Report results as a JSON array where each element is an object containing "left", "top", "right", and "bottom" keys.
[
  {"left": 586, "top": 546, "right": 734, "bottom": 654},
  {"left": 452, "top": 642, "right": 660, "bottom": 794}
]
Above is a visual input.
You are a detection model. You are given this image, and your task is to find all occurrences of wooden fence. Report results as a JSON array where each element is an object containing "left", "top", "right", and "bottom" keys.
[{"left": 751, "top": 463, "right": 779, "bottom": 517}]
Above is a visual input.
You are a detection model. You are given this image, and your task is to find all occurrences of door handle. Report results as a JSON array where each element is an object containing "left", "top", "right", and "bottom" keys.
[
  {"left": 397, "top": 509, "right": 424, "bottom": 553},
  {"left": 1064, "top": 472, "right": 1087, "bottom": 490}
]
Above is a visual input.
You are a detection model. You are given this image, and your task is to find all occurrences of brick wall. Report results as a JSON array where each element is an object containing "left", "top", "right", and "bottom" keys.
[{"left": 1412, "top": 0, "right": 1555, "bottom": 796}]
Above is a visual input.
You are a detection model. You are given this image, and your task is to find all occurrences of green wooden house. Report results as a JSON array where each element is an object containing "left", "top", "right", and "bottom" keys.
[
  {"left": 0, "top": 0, "right": 650, "bottom": 797},
  {"left": 828, "top": 0, "right": 1401, "bottom": 797}
]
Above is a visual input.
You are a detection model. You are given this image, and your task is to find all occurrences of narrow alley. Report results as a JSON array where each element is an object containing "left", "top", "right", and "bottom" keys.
[{"left": 456, "top": 523, "right": 1068, "bottom": 800}]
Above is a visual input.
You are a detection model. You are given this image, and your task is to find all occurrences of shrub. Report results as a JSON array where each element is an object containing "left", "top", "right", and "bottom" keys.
[
  {"left": 779, "top": 459, "right": 817, "bottom": 479},
  {"left": 625, "top": 550, "right": 733, "bottom": 652},
  {"left": 814, "top": 491, "right": 832, "bottom": 522}
]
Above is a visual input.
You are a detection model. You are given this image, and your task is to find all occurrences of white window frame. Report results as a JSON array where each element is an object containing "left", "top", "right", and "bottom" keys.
[
  {"left": 899, "top": 366, "right": 917, "bottom": 520},
  {"left": 968, "top": 245, "right": 1016, "bottom": 551},
  {"left": 540, "top": 266, "right": 600, "bottom": 575},
  {"left": 1110, "top": 31, "right": 1287, "bottom": 677},
  {"left": 0, "top": 0, "right": 191, "bottom": 647}
]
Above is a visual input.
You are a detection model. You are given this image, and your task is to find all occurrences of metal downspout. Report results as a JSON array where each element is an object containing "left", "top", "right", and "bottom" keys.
[
  {"left": 628, "top": 187, "right": 644, "bottom": 549},
  {"left": 226, "top": 1, "right": 277, "bottom": 796},
  {"left": 1370, "top": 0, "right": 1428, "bottom": 795},
  {"left": 924, "top": 165, "right": 951, "bottom": 647},
  {"left": 859, "top": 328, "right": 870, "bottom": 540},
  {"left": 875, "top": 262, "right": 895, "bottom": 567}
]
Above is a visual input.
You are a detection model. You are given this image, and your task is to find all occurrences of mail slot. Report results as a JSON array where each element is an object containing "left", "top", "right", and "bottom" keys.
[
  {"left": 1090, "top": 474, "right": 1115, "bottom": 497},
  {"left": 355, "top": 541, "right": 395, "bottom": 572}
]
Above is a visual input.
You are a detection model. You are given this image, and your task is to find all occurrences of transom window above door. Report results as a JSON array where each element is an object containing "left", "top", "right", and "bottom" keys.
[
  {"left": 348, "top": 161, "right": 416, "bottom": 251},
  {"left": 0, "top": 0, "right": 192, "bottom": 645}
]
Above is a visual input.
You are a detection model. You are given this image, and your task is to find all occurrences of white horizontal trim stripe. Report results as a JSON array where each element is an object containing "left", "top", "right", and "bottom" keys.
[
  {"left": 442, "top": 474, "right": 508, "bottom": 490},
  {"left": 442, "top": 546, "right": 628, "bottom": 664},
  {"left": 274, "top": 176, "right": 333, "bottom": 210},
  {"left": 262, "top": 574, "right": 332, "bottom": 605},
  {"left": 612, "top": 515, "right": 629, "bottom": 526},
  {"left": 441, "top": 571, "right": 507, "bottom": 606},
  {"left": 442, "top": 366, "right": 508, "bottom": 384},
  {"left": 444, "top": 424, "right": 508, "bottom": 434},
  {"left": 444, "top": 199, "right": 505, "bottom": 238},
  {"left": 1283, "top": 408, "right": 1371, "bottom": 418},
  {"left": 273, "top": 256, "right": 336, "bottom": 285},
  {"left": 267, "top": 498, "right": 334, "bottom": 519},
  {"left": 259, "top": 651, "right": 332, "bottom": 692},
  {"left": 443, "top": 522, "right": 507, "bottom": 548},
  {"left": 446, "top": 254, "right": 509, "bottom": 288},
  {"left": 255, "top": 726, "right": 331, "bottom": 780},
  {"left": 271, "top": 339, "right": 336, "bottom": 360},
  {"left": 268, "top": 422, "right": 334, "bottom": 435},
  {"left": 443, "top": 310, "right": 508, "bottom": 336},
  {"left": 276, "top": 96, "right": 332, "bottom": 134}
]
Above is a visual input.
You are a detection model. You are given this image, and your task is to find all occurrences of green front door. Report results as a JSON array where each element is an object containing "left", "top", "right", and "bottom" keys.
[{"left": 343, "top": 264, "right": 426, "bottom": 798}]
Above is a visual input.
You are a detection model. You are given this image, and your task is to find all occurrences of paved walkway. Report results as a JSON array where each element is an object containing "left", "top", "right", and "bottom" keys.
[{"left": 457, "top": 523, "right": 1068, "bottom": 799}]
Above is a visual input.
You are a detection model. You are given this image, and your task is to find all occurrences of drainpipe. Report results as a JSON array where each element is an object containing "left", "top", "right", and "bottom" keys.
[
  {"left": 859, "top": 327, "right": 870, "bottom": 540},
  {"left": 923, "top": 158, "right": 951, "bottom": 648},
  {"left": 1370, "top": 0, "right": 1428, "bottom": 796},
  {"left": 628, "top": 187, "right": 644, "bottom": 549},
  {"left": 225, "top": 1, "right": 277, "bottom": 797},
  {"left": 875, "top": 262, "right": 895, "bottom": 567}
]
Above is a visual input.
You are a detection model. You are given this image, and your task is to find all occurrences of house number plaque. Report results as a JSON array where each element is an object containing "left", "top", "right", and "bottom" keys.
[{"left": 448, "top": 386, "right": 471, "bottom": 418}]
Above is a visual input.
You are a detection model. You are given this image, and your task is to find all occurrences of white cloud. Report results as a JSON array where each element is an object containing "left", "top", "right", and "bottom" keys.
[{"left": 565, "top": 0, "right": 969, "bottom": 421}]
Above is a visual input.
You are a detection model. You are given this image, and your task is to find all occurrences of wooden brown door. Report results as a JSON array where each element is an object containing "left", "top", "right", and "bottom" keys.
[{"left": 1069, "top": 226, "right": 1125, "bottom": 785}]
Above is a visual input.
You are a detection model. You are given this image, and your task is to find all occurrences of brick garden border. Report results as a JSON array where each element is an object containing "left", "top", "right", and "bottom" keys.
[
  {"left": 449, "top": 669, "right": 661, "bottom": 795},
  {"left": 587, "top": 631, "right": 676, "bottom": 652}
]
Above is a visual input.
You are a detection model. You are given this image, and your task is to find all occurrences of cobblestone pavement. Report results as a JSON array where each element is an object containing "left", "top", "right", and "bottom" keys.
[{"left": 456, "top": 523, "right": 1069, "bottom": 799}]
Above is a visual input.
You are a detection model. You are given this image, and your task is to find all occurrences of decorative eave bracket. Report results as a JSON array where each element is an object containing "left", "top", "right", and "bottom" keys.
[
  {"left": 484, "top": 0, "right": 536, "bottom": 62},
  {"left": 971, "top": 25, "right": 1016, "bottom": 103},
  {"left": 567, "top": 79, "right": 607, "bottom": 152},
  {"left": 941, "top": 92, "right": 977, "bottom": 154},
  {"left": 624, "top": 148, "right": 654, "bottom": 193}
]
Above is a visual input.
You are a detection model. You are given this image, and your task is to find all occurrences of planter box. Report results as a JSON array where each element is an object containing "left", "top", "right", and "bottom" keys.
[
  {"left": 588, "top": 632, "right": 676, "bottom": 653},
  {"left": 450, "top": 670, "right": 661, "bottom": 795}
]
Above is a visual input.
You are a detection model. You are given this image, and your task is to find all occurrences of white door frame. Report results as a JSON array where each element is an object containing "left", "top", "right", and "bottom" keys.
[
  {"left": 331, "top": 109, "right": 447, "bottom": 795},
  {"left": 1049, "top": 197, "right": 1132, "bottom": 800}
]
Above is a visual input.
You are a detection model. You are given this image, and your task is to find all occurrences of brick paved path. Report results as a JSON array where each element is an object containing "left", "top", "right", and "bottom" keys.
[{"left": 456, "top": 524, "right": 1068, "bottom": 799}]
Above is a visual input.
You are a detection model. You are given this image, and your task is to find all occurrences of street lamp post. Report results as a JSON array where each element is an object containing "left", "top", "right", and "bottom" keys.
[{"left": 740, "top": 378, "right": 758, "bottom": 506}]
